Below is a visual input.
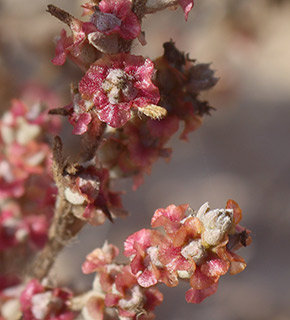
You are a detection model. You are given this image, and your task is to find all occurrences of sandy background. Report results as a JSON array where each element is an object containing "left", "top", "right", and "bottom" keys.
[{"left": 1, "top": 0, "right": 290, "bottom": 319}]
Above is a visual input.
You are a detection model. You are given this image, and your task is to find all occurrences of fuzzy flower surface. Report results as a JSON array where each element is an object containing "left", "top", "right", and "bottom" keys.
[{"left": 78, "top": 53, "right": 162, "bottom": 128}]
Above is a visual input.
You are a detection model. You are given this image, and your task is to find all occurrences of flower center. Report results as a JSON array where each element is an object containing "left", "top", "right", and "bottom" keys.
[{"left": 102, "top": 69, "right": 138, "bottom": 104}]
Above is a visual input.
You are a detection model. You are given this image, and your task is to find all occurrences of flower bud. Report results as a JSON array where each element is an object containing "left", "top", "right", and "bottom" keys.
[{"left": 196, "top": 202, "right": 233, "bottom": 246}]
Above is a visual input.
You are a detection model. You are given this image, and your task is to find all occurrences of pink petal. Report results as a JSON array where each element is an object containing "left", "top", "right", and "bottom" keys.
[
  {"left": 185, "top": 282, "right": 218, "bottom": 304},
  {"left": 226, "top": 199, "right": 243, "bottom": 225},
  {"left": 229, "top": 252, "right": 247, "bottom": 275},
  {"left": 82, "top": 243, "right": 119, "bottom": 274},
  {"left": 158, "top": 243, "right": 192, "bottom": 272},
  {"left": 151, "top": 204, "right": 189, "bottom": 231},
  {"left": 190, "top": 267, "right": 216, "bottom": 290},
  {"left": 115, "top": 266, "right": 137, "bottom": 293},
  {"left": 98, "top": 103, "right": 131, "bottom": 128},
  {"left": 52, "top": 30, "right": 73, "bottom": 66},
  {"left": 137, "top": 268, "right": 158, "bottom": 288},
  {"left": 105, "top": 293, "right": 120, "bottom": 307},
  {"left": 200, "top": 259, "right": 229, "bottom": 277},
  {"left": 124, "top": 229, "right": 153, "bottom": 257},
  {"left": 72, "top": 113, "right": 92, "bottom": 135},
  {"left": 119, "top": 13, "right": 141, "bottom": 40}
]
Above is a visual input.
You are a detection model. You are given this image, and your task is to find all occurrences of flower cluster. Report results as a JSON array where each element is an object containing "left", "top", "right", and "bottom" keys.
[
  {"left": 124, "top": 200, "right": 251, "bottom": 303},
  {"left": 20, "top": 279, "right": 75, "bottom": 320},
  {"left": 0, "top": 96, "right": 60, "bottom": 253},
  {"left": 80, "top": 242, "right": 163, "bottom": 319},
  {"left": 0, "top": 92, "right": 62, "bottom": 306},
  {"left": 51, "top": 0, "right": 142, "bottom": 70},
  {"left": 1, "top": 278, "right": 75, "bottom": 319},
  {"left": 0, "top": 0, "right": 254, "bottom": 319},
  {"left": 52, "top": 40, "right": 218, "bottom": 189},
  {"left": 91, "top": 42, "right": 218, "bottom": 188},
  {"left": 49, "top": 0, "right": 215, "bottom": 191},
  {"left": 51, "top": 0, "right": 195, "bottom": 70}
]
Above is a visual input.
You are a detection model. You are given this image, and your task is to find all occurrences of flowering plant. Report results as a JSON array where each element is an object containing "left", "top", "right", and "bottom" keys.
[{"left": 0, "top": 0, "right": 251, "bottom": 319}]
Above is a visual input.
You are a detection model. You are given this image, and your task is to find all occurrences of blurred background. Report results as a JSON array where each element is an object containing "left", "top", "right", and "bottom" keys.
[{"left": 1, "top": 0, "right": 290, "bottom": 319}]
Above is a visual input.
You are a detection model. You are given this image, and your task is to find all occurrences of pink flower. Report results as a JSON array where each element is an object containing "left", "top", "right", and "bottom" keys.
[
  {"left": 151, "top": 204, "right": 189, "bottom": 235},
  {"left": 104, "top": 265, "right": 163, "bottom": 319},
  {"left": 82, "top": 242, "right": 119, "bottom": 274},
  {"left": 0, "top": 159, "right": 26, "bottom": 199},
  {"left": 78, "top": 53, "right": 160, "bottom": 128},
  {"left": 1, "top": 99, "right": 60, "bottom": 138},
  {"left": 20, "top": 280, "right": 75, "bottom": 320},
  {"left": 0, "top": 95, "right": 59, "bottom": 254},
  {"left": 0, "top": 208, "right": 49, "bottom": 252},
  {"left": 84, "top": 0, "right": 141, "bottom": 40},
  {"left": 124, "top": 229, "right": 178, "bottom": 287},
  {"left": 82, "top": 243, "right": 163, "bottom": 319}
]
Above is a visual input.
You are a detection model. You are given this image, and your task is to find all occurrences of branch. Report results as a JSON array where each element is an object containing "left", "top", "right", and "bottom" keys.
[
  {"left": 27, "top": 137, "right": 86, "bottom": 280},
  {"left": 47, "top": 4, "right": 74, "bottom": 27}
]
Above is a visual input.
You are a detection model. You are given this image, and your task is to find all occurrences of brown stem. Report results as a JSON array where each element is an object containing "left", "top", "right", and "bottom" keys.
[
  {"left": 29, "top": 206, "right": 86, "bottom": 280},
  {"left": 81, "top": 119, "right": 106, "bottom": 162},
  {"left": 27, "top": 123, "right": 107, "bottom": 280},
  {"left": 27, "top": 137, "right": 86, "bottom": 280}
]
